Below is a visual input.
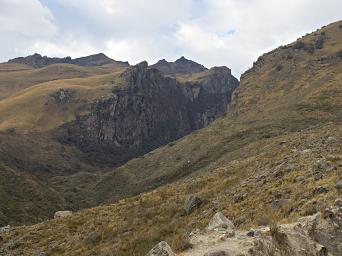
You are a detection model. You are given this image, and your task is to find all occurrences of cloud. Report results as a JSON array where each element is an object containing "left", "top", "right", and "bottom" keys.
[
  {"left": 0, "top": 0, "right": 57, "bottom": 60},
  {"left": 0, "top": 0, "right": 341, "bottom": 77}
]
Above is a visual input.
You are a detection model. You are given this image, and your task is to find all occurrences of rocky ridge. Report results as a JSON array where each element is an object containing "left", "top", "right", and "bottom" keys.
[
  {"left": 7, "top": 53, "right": 129, "bottom": 68},
  {"left": 60, "top": 61, "right": 239, "bottom": 165},
  {"left": 150, "top": 57, "right": 207, "bottom": 75}
]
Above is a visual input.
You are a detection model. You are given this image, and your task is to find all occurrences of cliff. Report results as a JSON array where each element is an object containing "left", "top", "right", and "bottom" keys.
[{"left": 60, "top": 61, "right": 239, "bottom": 165}]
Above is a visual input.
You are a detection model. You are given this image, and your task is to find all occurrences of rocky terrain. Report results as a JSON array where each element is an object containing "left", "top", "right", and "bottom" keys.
[
  {"left": 60, "top": 61, "right": 238, "bottom": 165},
  {"left": 147, "top": 202, "right": 342, "bottom": 256},
  {"left": 0, "top": 19, "right": 341, "bottom": 256},
  {"left": 0, "top": 52, "right": 238, "bottom": 224}
]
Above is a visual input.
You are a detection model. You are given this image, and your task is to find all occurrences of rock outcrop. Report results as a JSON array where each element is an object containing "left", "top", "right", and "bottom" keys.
[
  {"left": 150, "top": 56, "right": 207, "bottom": 75},
  {"left": 7, "top": 53, "right": 129, "bottom": 68},
  {"left": 177, "top": 205, "right": 342, "bottom": 256},
  {"left": 60, "top": 62, "right": 239, "bottom": 165},
  {"left": 146, "top": 241, "right": 176, "bottom": 256}
]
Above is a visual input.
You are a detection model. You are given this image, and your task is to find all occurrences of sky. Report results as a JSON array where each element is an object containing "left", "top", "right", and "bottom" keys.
[{"left": 0, "top": 0, "right": 341, "bottom": 77}]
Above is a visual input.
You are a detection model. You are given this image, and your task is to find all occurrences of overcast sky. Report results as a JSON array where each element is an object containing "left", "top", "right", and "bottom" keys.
[{"left": 1, "top": 0, "right": 341, "bottom": 76}]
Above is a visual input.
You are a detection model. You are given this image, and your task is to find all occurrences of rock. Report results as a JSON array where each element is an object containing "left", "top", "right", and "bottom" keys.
[
  {"left": 207, "top": 212, "right": 234, "bottom": 231},
  {"left": 335, "top": 180, "right": 342, "bottom": 190},
  {"left": 146, "top": 241, "right": 176, "bottom": 256},
  {"left": 246, "top": 230, "right": 255, "bottom": 237},
  {"left": 0, "top": 225, "right": 12, "bottom": 233},
  {"left": 313, "top": 187, "right": 328, "bottom": 195},
  {"left": 84, "top": 232, "right": 101, "bottom": 244},
  {"left": 234, "top": 216, "right": 246, "bottom": 227},
  {"left": 184, "top": 195, "right": 203, "bottom": 214},
  {"left": 334, "top": 198, "right": 342, "bottom": 207},
  {"left": 313, "top": 160, "right": 336, "bottom": 172},
  {"left": 314, "top": 172, "right": 323, "bottom": 180},
  {"left": 272, "top": 199, "right": 291, "bottom": 209},
  {"left": 51, "top": 88, "right": 74, "bottom": 103},
  {"left": 325, "top": 136, "right": 337, "bottom": 144},
  {"left": 54, "top": 210, "right": 73, "bottom": 218},
  {"left": 295, "top": 176, "right": 305, "bottom": 182},
  {"left": 300, "top": 149, "right": 312, "bottom": 155},
  {"left": 203, "top": 250, "right": 230, "bottom": 256}
]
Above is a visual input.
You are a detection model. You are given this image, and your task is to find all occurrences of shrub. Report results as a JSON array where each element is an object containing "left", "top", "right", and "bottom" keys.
[{"left": 169, "top": 233, "right": 192, "bottom": 252}]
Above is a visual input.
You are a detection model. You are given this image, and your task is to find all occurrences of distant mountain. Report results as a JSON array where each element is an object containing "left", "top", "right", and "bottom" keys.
[
  {"left": 150, "top": 56, "right": 207, "bottom": 75},
  {"left": 7, "top": 53, "right": 129, "bottom": 68}
]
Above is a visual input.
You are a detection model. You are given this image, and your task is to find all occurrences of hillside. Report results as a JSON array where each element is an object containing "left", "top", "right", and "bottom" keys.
[
  {"left": 0, "top": 20, "right": 341, "bottom": 256},
  {"left": 0, "top": 54, "right": 238, "bottom": 225}
]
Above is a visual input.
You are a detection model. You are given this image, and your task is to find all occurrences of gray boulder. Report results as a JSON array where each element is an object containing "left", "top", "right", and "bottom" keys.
[
  {"left": 184, "top": 195, "right": 203, "bottom": 214},
  {"left": 54, "top": 210, "right": 73, "bottom": 219},
  {"left": 146, "top": 241, "right": 176, "bottom": 256},
  {"left": 207, "top": 212, "right": 234, "bottom": 231},
  {"left": 335, "top": 181, "right": 342, "bottom": 190},
  {"left": 0, "top": 225, "right": 12, "bottom": 233}
]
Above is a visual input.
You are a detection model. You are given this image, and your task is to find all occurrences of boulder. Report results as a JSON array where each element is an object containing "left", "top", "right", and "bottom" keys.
[
  {"left": 0, "top": 225, "right": 12, "bottom": 233},
  {"left": 207, "top": 212, "right": 234, "bottom": 231},
  {"left": 334, "top": 198, "right": 342, "bottom": 207},
  {"left": 335, "top": 180, "right": 342, "bottom": 190},
  {"left": 54, "top": 210, "right": 73, "bottom": 219},
  {"left": 184, "top": 195, "right": 203, "bottom": 214},
  {"left": 146, "top": 241, "right": 176, "bottom": 256}
]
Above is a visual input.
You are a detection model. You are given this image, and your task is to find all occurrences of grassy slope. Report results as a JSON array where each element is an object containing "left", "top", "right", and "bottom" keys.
[
  {"left": 93, "top": 21, "right": 342, "bottom": 204},
  {"left": 1, "top": 21, "right": 341, "bottom": 256}
]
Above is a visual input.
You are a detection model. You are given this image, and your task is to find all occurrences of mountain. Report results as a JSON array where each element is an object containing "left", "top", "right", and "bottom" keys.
[
  {"left": 60, "top": 62, "right": 238, "bottom": 165},
  {"left": 0, "top": 55, "right": 238, "bottom": 225},
  {"left": 150, "top": 56, "right": 207, "bottom": 75},
  {"left": 0, "top": 20, "right": 340, "bottom": 256},
  {"left": 7, "top": 53, "right": 129, "bottom": 68}
]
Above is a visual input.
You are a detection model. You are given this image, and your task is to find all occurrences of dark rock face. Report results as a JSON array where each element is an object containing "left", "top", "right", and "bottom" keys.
[
  {"left": 184, "top": 195, "right": 203, "bottom": 214},
  {"left": 7, "top": 53, "right": 129, "bottom": 68},
  {"left": 150, "top": 56, "right": 207, "bottom": 75},
  {"left": 60, "top": 62, "right": 239, "bottom": 165}
]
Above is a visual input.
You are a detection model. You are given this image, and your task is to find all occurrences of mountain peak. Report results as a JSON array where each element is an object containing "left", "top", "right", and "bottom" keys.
[
  {"left": 7, "top": 53, "right": 129, "bottom": 68},
  {"left": 150, "top": 57, "right": 207, "bottom": 75}
]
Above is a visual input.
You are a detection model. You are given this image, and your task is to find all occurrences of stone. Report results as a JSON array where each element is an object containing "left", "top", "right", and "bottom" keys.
[
  {"left": 313, "top": 187, "right": 328, "bottom": 195},
  {"left": 313, "top": 160, "right": 336, "bottom": 172},
  {"left": 51, "top": 88, "right": 74, "bottom": 103},
  {"left": 295, "top": 176, "right": 305, "bottom": 182},
  {"left": 246, "top": 230, "right": 255, "bottom": 237},
  {"left": 54, "top": 210, "right": 73, "bottom": 218},
  {"left": 207, "top": 212, "right": 234, "bottom": 231},
  {"left": 272, "top": 199, "right": 291, "bottom": 209},
  {"left": 203, "top": 250, "right": 230, "bottom": 256},
  {"left": 146, "top": 241, "right": 176, "bottom": 256},
  {"left": 335, "top": 181, "right": 342, "bottom": 190},
  {"left": 334, "top": 198, "right": 342, "bottom": 207},
  {"left": 184, "top": 195, "right": 203, "bottom": 214},
  {"left": 325, "top": 136, "right": 337, "bottom": 144},
  {"left": 0, "top": 225, "right": 11, "bottom": 233}
]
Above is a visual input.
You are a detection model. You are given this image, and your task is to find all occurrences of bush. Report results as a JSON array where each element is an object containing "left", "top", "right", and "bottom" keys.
[{"left": 169, "top": 233, "right": 192, "bottom": 252}]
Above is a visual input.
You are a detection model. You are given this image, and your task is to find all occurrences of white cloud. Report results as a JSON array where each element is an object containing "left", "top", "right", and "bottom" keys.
[
  {"left": 0, "top": 0, "right": 341, "bottom": 77},
  {"left": 0, "top": 0, "right": 57, "bottom": 60}
]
